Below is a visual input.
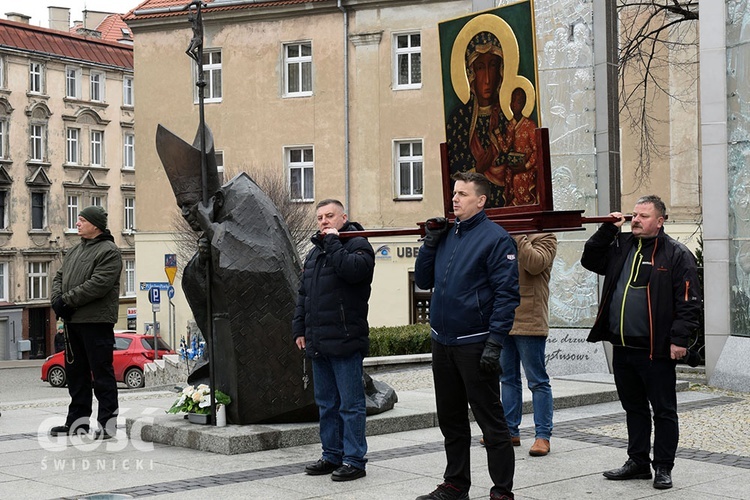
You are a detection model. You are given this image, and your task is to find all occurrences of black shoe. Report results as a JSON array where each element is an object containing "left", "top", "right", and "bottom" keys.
[
  {"left": 304, "top": 458, "right": 339, "bottom": 476},
  {"left": 94, "top": 429, "right": 115, "bottom": 440},
  {"left": 653, "top": 467, "right": 673, "bottom": 489},
  {"left": 603, "top": 459, "right": 652, "bottom": 480},
  {"left": 331, "top": 463, "right": 366, "bottom": 481},
  {"left": 416, "top": 483, "right": 469, "bottom": 500},
  {"left": 49, "top": 424, "right": 89, "bottom": 437}
]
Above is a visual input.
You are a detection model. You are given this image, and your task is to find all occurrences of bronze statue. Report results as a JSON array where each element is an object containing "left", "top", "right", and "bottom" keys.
[{"left": 156, "top": 124, "right": 317, "bottom": 424}]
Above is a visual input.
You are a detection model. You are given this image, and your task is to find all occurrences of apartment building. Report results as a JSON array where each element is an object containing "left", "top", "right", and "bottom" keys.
[{"left": 0, "top": 15, "right": 135, "bottom": 360}]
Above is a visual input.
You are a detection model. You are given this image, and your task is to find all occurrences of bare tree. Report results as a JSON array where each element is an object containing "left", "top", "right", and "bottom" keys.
[{"left": 617, "top": 0, "right": 699, "bottom": 187}]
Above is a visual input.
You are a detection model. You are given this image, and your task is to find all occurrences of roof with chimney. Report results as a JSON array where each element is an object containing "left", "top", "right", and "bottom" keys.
[
  {"left": 71, "top": 13, "right": 133, "bottom": 44},
  {"left": 124, "top": 0, "right": 329, "bottom": 21},
  {"left": 0, "top": 18, "right": 133, "bottom": 70}
]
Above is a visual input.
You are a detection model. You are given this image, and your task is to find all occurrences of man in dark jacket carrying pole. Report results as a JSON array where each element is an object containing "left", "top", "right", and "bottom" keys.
[
  {"left": 49, "top": 206, "right": 123, "bottom": 440},
  {"left": 414, "top": 171, "right": 520, "bottom": 500},
  {"left": 581, "top": 195, "right": 702, "bottom": 490},
  {"left": 293, "top": 199, "right": 375, "bottom": 482}
]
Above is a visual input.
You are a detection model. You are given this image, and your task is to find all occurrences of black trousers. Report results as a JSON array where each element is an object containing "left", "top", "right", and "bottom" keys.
[
  {"left": 612, "top": 346, "right": 678, "bottom": 470},
  {"left": 432, "top": 340, "right": 515, "bottom": 498},
  {"left": 64, "top": 323, "right": 118, "bottom": 432}
]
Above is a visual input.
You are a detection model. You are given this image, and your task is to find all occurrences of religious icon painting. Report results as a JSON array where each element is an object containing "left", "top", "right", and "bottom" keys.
[{"left": 439, "top": 1, "right": 551, "bottom": 218}]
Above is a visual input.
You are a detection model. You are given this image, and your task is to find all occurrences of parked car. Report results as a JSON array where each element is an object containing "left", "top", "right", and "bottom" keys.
[{"left": 41, "top": 331, "right": 174, "bottom": 389}]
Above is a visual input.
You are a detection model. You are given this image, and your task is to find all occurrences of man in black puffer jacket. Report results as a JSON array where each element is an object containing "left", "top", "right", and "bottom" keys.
[{"left": 293, "top": 199, "right": 375, "bottom": 482}]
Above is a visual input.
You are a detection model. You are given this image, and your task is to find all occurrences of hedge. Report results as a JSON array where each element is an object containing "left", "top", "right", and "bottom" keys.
[{"left": 368, "top": 323, "right": 431, "bottom": 357}]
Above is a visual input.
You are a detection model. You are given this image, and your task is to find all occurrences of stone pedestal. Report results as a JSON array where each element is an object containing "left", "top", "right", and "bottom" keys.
[{"left": 709, "top": 336, "right": 750, "bottom": 393}]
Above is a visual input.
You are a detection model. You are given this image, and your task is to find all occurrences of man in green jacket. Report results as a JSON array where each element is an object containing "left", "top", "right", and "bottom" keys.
[{"left": 50, "top": 206, "right": 122, "bottom": 440}]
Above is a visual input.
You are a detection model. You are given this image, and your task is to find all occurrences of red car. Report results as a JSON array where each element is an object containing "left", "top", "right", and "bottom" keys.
[{"left": 41, "top": 331, "right": 174, "bottom": 389}]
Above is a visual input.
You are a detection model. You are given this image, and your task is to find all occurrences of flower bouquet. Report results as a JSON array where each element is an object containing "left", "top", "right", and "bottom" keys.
[{"left": 167, "top": 384, "right": 231, "bottom": 417}]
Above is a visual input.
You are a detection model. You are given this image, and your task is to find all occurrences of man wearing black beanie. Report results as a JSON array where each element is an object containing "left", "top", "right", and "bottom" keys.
[{"left": 50, "top": 206, "right": 122, "bottom": 440}]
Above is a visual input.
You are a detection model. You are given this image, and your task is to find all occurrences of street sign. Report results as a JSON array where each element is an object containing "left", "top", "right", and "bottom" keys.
[
  {"left": 164, "top": 254, "right": 177, "bottom": 285},
  {"left": 167, "top": 285, "right": 175, "bottom": 299},
  {"left": 149, "top": 287, "right": 161, "bottom": 304},
  {"left": 140, "top": 282, "right": 171, "bottom": 291}
]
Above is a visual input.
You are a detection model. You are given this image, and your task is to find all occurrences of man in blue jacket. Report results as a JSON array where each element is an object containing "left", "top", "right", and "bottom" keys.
[
  {"left": 415, "top": 172, "right": 520, "bottom": 500},
  {"left": 293, "top": 199, "right": 375, "bottom": 482}
]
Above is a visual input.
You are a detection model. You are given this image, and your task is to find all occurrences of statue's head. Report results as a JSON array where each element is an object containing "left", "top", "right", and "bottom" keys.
[{"left": 156, "top": 124, "right": 221, "bottom": 230}]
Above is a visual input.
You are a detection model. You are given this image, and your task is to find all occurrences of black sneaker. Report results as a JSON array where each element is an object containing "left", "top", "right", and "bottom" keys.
[
  {"left": 94, "top": 429, "right": 115, "bottom": 440},
  {"left": 49, "top": 425, "right": 89, "bottom": 437},
  {"left": 331, "top": 463, "right": 366, "bottom": 481},
  {"left": 653, "top": 467, "right": 673, "bottom": 489},
  {"left": 603, "top": 459, "right": 652, "bottom": 480},
  {"left": 304, "top": 458, "right": 339, "bottom": 476},
  {"left": 416, "top": 483, "right": 469, "bottom": 500}
]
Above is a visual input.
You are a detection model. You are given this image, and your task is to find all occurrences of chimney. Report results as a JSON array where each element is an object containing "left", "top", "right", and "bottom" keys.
[
  {"left": 5, "top": 12, "right": 31, "bottom": 24},
  {"left": 48, "top": 6, "right": 70, "bottom": 31}
]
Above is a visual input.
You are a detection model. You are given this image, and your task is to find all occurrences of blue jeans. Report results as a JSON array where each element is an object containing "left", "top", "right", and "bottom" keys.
[
  {"left": 312, "top": 354, "right": 367, "bottom": 470},
  {"left": 500, "top": 335, "right": 553, "bottom": 440}
]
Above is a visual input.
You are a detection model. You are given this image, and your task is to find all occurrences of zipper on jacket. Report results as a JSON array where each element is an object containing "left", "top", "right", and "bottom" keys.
[
  {"left": 648, "top": 238, "right": 658, "bottom": 360},
  {"left": 339, "top": 303, "right": 348, "bottom": 332}
]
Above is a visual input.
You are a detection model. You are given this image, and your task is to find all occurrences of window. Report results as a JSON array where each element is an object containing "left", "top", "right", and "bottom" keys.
[
  {"left": 284, "top": 42, "right": 312, "bottom": 96},
  {"left": 0, "top": 56, "right": 4, "bottom": 89},
  {"left": 287, "top": 147, "right": 314, "bottom": 202},
  {"left": 66, "top": 128, "right": 80, "bottom": 164},
  {"left": 30, "top": 124, "right": 45, "bottom": 161},
  {"left": 123, "top": 133, "right": 134, "bottom": 169},
  {"left": 0, "top": 190, "right": 7, "bottom": 230},
  {"left": 29, "top": 61, "right": 43, "bottom": 93},
  {"left": 124, "top": 258, "right": 136, "bottom": 296},
  {"left": 90, "top": 130, "right": 103, "bottom": 166},
  {"left": 0, "top": 262, "right": 7, "bottom": 301},
  {"left": 195, "top": 50, "right": 222, "bottom": 102},
  {"left": 0, "top": 118, "right": 6, "bottom": 159},
  {"left": 124, "top": 197, "right": 135, "bottom": 230},
  {"left": 66, "top": 195, "right": 80, "bottom": 231},
  {"left": 90, "top": 195, "right": 103, "bottom": 207},
  {"left": 27, "top": 261, "right": 49, "bottom": 300},
  {"left": 90, "top": 71, "right": 105, "bottom": 102},
  {"left": 394, "top": 33, "right": 422, "bottom": 89},
  {"left": 215, "top": 150, "right": 224, "bottom": 184},
  {"left": 31, "top": 192, "right": 46, "bottom": 229},
  {"left": 395, "top": 140, "right": 423, "bottom": 198},
  {"left": 123, "top": 76, "right": 133, "bottom": 106},
  {"left": 65, "top": 66, "right": 81, "bottom": 98}
]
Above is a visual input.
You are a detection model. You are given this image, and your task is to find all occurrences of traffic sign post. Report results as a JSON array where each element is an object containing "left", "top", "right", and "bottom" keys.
[
  {"left": 164, "top": 255, "right": 177, "bottom": 350},
  {"left": 148, "top": 287, "right": 161, "bottom": 361}
]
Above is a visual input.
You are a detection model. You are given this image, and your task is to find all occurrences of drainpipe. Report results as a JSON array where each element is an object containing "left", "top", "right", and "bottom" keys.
[{"left": 338, "top": 0, "right": 351, "bottom": 213}]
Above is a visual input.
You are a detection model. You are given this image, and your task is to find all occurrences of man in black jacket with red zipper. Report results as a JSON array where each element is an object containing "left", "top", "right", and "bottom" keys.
[
  {"left": 581, "top": 195, "right": 702, "bottom": 490},
  {"left": 293, "top": 199, "right": 375, "bottom": 482}
]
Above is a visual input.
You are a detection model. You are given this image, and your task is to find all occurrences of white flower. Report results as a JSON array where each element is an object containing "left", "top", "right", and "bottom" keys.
[{"left": 182, "top": 385, "right": 195, "bottom": 395}]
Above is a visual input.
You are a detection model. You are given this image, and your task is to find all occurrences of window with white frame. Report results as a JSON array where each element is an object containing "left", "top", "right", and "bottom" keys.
[
  {"left": 123, "top": 76, "right": 133, "bottom": 106},
  {"left": 195, "top": 49, "right": 222, "bottom": 102},
  {"left": 124, "top": 196, "right": 135, "bottom": 230},
  {"left": 66, "top": 128, "right": 80, "bottom": 164},
  {"left": 0, "top": 262, "right": 7, "bottom": 301},
  {"left": 0, "top": 118, "right": 6, "bottom": 159},
  {"left": 66, "top": 194, "right": 80, "bottom": 231},
  {"left": 31, "top": 192, "right": 46, "bottom": 229},
  {"left": 27, "top": 261, "right": 49, "bottom": 300},
  {"left": 124, "top": 258, "right": 136, "bottom": 296},
  {"left": 284, "top": 42, "right": 312, "bottom": 97},
  {"left": 29, "top": 61, "right": 43, "bottom": 94},
  {"left": 395, "top": 140, "right": 423, "bottom": 198},
  {"left": 30, "top": 124, "right": 45, "bottom": 161},
  {"left": 123, "top": 133, "right": 134, "bottom": 169},
  {"left": 90, "top": 130, "right": 103, "bottom": 166},
  {"left": 90, "top": 195, "right": 103, "bottom": 207},
  {"left": 394, "top": 33, "right": 422, "bottom": 89},
  {"left": 0, "top": 56, "right": 4, "bottom": 89},
  {"left": 215, "top": 150, "right": 224, "bottom": 184},
  {"left": 0, "top": 190, "right": 8, "bottom": 230},
  {"left": 65, "top": 66, "right": 81, "bottom": 98},
  {"left": 90, "top": 71, "right": 105, "bottom": 102},
  {"left": 286, "top": 147, "right": 314, "bottom": 202}
]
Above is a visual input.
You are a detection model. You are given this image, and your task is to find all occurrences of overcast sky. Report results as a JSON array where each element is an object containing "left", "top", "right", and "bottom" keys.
[{"left": 12, "top": 0, "right": 144, "bottom": 28}]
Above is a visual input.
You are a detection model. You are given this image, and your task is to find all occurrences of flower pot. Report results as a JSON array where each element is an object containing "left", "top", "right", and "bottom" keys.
[{"left": 187, "top": 413, "right": 212, "bottom": 425}]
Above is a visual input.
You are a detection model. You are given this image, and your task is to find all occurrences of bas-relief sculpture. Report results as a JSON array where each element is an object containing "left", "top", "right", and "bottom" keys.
[{"left": 156, "top": 124, "right": 318, "bottom": 424}]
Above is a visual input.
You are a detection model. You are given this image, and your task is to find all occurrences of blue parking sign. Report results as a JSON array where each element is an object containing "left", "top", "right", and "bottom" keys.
[{"left": 149, "top": 287, "right": 161, "bottom": 304}]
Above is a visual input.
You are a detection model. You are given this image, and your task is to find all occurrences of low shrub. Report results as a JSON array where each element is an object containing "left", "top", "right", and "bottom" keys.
[{"left": 369, "top": 323, "right": 431, "bottom": 357}]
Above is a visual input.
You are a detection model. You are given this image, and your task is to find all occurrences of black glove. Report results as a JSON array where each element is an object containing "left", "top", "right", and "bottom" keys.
[
  {"left": 479, "top": 337, "right": 503, "bottom": 374},
  {"left": 52, "top": 297, "right": 75, "bottom": 321},
  {"left": 423, "top": 217, "right": 448, "bottom": 248}
]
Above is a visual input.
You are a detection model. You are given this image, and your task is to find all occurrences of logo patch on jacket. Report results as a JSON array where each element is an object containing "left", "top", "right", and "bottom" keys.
[{"left": 507, "top": 254, "right": 516, "bottom": 260}]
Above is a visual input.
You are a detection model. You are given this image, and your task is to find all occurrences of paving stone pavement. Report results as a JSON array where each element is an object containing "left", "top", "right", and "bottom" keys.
[{"left": 1, "top": 364, "right": 749, "bottom": 499}]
